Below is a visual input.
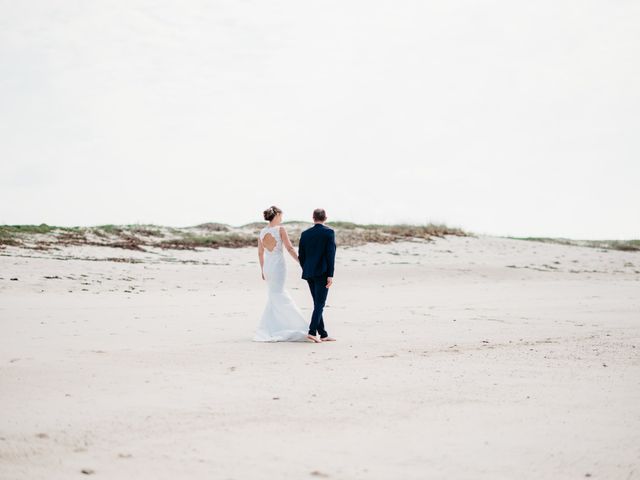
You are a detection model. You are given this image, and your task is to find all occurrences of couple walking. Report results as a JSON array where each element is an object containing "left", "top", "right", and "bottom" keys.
[{"left": 253, "top": 206, "right": 337, "bottom": 343}]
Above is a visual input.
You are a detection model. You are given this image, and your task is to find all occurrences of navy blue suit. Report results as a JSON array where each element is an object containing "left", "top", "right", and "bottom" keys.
[{"left": 298, "top": 223, "right": 336, "bottom": 337}]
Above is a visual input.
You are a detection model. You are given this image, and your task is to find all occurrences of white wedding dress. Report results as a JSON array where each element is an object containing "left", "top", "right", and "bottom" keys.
[{"left": 253, "top": 225, "right": 308, "bottom": 342}]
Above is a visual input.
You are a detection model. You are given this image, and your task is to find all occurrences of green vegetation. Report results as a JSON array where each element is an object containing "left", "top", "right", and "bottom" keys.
[
  {"left": 1, "top": 224, "right": 59, "bottom": 235},
  {"left": 0, "top": 224, "right": 76, "bottom": 246},
  {"left": 326, "top": 221, "right": 359, "bottom": 229},
  {"left": 4, "top": 221, "right": 636, "bottom": 254},
  {"left": 194, "top": 223, "right": 229, "bottom": 232},
  {"left": 241, "top": 221, "right": 268, "bottom": 229},
  {"left": 158, "top": 233, "right": 253, "bottom": 250},
  {"left": 327, "top": 222, "right": 466, "bottom": 240},
  {"left": 127, "top": 225, "right": 164, "bottom": 237},
  {"left": 95, "top": 224, "right": 124, "bottom": 234},
  {"left": 1, "top": 221, "right": 468, "bottom": 250}
]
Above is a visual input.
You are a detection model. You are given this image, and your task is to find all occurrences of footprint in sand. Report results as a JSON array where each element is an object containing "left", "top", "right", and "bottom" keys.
[{"left": 310, "top": 471, "right": 330, "bottom": 478}]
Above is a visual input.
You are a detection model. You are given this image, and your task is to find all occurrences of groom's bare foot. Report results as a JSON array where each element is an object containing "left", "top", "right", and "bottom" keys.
[
  {"left": 306, "top": 335, "right": 321, "bottom": 343},
  {"left": 321, "top": 337, "right": 336, "bottom": 342}
]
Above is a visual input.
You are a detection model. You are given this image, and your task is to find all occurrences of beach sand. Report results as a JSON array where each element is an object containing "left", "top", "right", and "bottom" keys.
[{"left": 1, "top": 235, "right": 639, "bottom": 479}]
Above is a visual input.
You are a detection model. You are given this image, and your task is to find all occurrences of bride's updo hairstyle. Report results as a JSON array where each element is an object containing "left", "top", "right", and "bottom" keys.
[{"left": 263, "top": 205, "right": 283, "bottom": 222}]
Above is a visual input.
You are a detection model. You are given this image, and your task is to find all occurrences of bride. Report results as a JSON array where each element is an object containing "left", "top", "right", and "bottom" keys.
[{"left": 253, "top": 206, "right": 316, "bottom": 342}]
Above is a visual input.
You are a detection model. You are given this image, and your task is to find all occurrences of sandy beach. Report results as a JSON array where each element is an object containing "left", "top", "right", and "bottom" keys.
[{"left": 1, "top": 234, "right": 639, "bottom": 479}]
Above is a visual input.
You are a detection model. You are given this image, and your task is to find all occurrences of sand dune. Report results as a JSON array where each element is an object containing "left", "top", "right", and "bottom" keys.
[{"left": 1, "top": 234, "right": 639, "bottom": 479}]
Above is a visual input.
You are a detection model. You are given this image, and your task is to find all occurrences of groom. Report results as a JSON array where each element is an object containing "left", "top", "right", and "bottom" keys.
[{"left": 298, "top": 208, "right": 337, "bottom": 343}]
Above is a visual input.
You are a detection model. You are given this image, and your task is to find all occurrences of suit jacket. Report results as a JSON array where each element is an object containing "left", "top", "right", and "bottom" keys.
[{"left": 298, "top": 223, "right": 336, "bottom": 280}]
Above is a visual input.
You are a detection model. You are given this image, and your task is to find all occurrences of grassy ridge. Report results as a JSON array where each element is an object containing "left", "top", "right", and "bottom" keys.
[
  {"left": 3, "top": 224, "right": 637, "bottom": 252},
  {"left": 0, "top": 221, "right": 467, "bottom": 251}
]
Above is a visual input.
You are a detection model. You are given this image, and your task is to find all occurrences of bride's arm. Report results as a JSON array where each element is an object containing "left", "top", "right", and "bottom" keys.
[
  {"left": 280, "top": 227, "right": 299, "bottom": 264},
  {"left": 258, "top": 236, "right": 265, "bottom": 279}
]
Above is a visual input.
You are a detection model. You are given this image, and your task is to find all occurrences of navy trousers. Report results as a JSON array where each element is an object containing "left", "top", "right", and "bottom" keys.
[{"left": 306, "top": 275, "right": 329, "bottom": 337}]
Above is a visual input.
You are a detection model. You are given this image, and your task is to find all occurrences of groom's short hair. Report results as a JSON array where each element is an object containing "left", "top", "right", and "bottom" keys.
[{"left": 313, "top": 208, "right": 327, "bottom": 222}]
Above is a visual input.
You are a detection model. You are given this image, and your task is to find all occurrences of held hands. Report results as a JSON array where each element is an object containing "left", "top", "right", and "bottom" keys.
[{"left": 326, "top": 277, "right": 333, "bottom": 288}]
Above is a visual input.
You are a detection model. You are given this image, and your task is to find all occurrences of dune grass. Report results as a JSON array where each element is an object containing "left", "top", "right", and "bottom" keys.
[
  {"left": 5, "top": 223, "right": 636, "bottom": 253},
  {"left": 0, "top": 224, "right": 78, "bottom": 235},
  {"left": 0, "top": 221, "right": 468, "bottom": 250},
  {"left": 158, "top": 233, "right": 250, "bottom": 249}
]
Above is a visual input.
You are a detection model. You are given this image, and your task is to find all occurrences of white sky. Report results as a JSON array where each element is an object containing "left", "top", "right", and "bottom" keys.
[{"left": 1, "top": 1, "right": 639, "bottom": 239}]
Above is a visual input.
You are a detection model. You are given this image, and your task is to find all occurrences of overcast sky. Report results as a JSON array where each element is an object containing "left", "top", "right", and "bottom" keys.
[{"left": 1, "top": 1, "right": 638, "bottom": 238}]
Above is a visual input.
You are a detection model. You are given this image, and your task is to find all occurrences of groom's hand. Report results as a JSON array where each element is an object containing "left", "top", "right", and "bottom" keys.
[{"left": 326, "top": 277, "right": 333, "bottom": 288}]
